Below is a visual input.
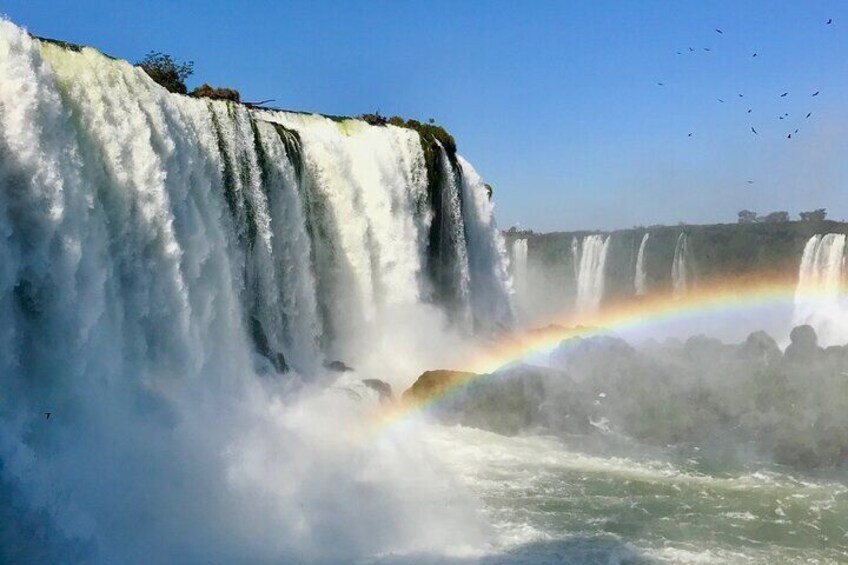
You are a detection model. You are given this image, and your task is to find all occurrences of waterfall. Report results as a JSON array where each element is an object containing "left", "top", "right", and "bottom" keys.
[
  {"left": 575, "top": 234, "right": 610, "bottom": 312},
  {"left": 672, "top": 232, "right": 690, "bottom": 298},
  {"left": 571, "top": 237, "right": 580, "bottom": 281},
  {"left": 0, "top": 22, "right": 510, "bottom": 562},
  {"left": 634, "top": 233, "right": 650, "bottom": 296},
  {"left": 510, "top": 238, "right": 528, "bottom": 297},
  {"left": 794, "top": 234, "right": 848, "bottom": 345},
  {"left": 458, "top": 156, "right": 514, "bottom": 330}
]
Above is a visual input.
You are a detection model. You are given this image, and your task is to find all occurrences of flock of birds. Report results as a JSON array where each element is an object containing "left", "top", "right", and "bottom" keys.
[{"left": 657, "top": 17, "right": 834, "bottom": 164}]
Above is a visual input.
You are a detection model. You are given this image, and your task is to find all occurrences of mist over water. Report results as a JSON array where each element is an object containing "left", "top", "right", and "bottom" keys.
[
  {"left": 0, "top": 21, "right": 511, "bottom": 563},
  {"left": 3, "top": 17, "right": 848, "bottom": 565}
]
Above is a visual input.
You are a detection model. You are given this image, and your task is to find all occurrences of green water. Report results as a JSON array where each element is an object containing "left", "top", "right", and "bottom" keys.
[{"left": 427, "top": 425, "right": 848, "bottom": 564}]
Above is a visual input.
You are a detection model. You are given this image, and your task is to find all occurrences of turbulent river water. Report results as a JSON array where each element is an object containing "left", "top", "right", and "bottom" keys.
[
  {"left": 2, "top": 18, "right": 847, "bottom": 565},
  {"left": 416, "top": 425, "right": 848, "bottom": 564}
]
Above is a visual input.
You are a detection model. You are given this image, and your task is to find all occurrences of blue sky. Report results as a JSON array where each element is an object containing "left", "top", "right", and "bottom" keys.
[{"left": 4, "top": 0, "right": 848, "bottom": 231}]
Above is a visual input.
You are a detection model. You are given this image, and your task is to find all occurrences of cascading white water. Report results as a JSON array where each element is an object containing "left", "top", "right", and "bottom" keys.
[
  {"left": 794, "top": 234, "right": 848, "bottom": 345},
  {"left": 634, "top": 233, "right": 650, "bottom": 296},
  {"left": 672, "top": 232, "right": 690, "bottom": 298},
  {"left": 510, "top": 238, "right": 528, "bottom": 298},
  {"left": 571, "top": 237, "right": 580, "bottom": 281},
  {"left": 0, "top": 22, "right": 510, "bottom": 563},
  {"left": 575, "top": 234, "right": 610, "bottom": 312},
  {"left": 458, "top": 156, "right": 514, "bottom": 330}
]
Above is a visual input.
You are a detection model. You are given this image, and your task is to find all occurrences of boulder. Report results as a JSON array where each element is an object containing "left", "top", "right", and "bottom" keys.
[{"left": 361, "top": 379, "right": 393, "bottom": 404}]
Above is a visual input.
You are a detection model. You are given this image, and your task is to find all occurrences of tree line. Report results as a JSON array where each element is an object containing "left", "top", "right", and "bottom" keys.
[{"left": 737, "top": 208, "right": 827, "bottom": 224}]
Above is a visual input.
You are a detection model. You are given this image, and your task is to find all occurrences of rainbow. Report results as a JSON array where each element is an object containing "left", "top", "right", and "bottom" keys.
[{"left": 372, "top": 275, "right": 839, "bottom": 431}]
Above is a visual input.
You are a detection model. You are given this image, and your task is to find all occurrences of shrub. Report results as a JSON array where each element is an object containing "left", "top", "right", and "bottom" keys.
[
  {"left": 799, "top": 208, "right": 827, "bottom": 222},
  {"left": 137, "top": 51, "right": 194, "bottom": 94},
  {"left": 191, "top": 83, "right": 240, "bottom": 102},
  {"left": 360, "top": 112, "right": 387, "bottom": 126}
]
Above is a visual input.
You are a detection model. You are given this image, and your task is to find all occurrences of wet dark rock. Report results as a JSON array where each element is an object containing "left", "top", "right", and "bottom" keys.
[
  {"left": 785, "top": 324, "right": 821, "bottom": 362},
  {"left": 324, "top": 360, "right": 354, "bottom": 372},
  {"left": 361, "top": 379, "right": 394, "bottom": 404},
  {"left": 402, "top": 367, "right": 546, "bottom": 436}
]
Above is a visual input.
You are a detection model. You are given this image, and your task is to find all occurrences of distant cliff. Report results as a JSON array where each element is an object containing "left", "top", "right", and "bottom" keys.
[{"left": 504, "top": 220, "right": 848, "bottom": 318}]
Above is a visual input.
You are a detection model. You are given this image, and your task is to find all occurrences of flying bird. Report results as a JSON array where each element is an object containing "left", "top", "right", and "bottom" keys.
[
  {"left": 704, "top": 47, "right": 711, "bottom": 51},
  {"left": 747, "top": 180, "right": 754, "bottom": 184},
  {"left": 827, "top": 18, "right": 832, "bottom": 25},
  {"left": 794, "top": 128, "right": 799, "bottom": 134},
  {"left": 780, "top": 92, "right": 788, "bottom": 97},
  {"left": 752, "top": 52, "right": 758, "bottom": 57},
  {"left": 715, "top": 28, "right": 723, "bottom": 34},
  {"left": 806, "top": 112, "right": 812, "bottom": 118},
  {"left": 677, "top": 51, "right": 682, "bottom": 55},
  {"left": 688, "top": 133, "right": 693, "bottom": 137},
  {"left": 747, "top": 109, "right": 752, "bottom": 113},
  {"left": 812, "top": 91, "right": 819, "bottom": 97},
  {"left": 689, "top": 47, "right": 695, "bottom": 52},
  {"left": 738, "top": 93, "right": 744, "bottom": 98},
  {"left": 657, "top": 82, "right": 664, "bottom": 86},
  {"left": 44, "top": 412, "right": 51, "bottom": 420},
  {"left": 787, "top": 133, "right": 792, "bottom": 139},
  {"left": 751, "top": 127, "right": 758, "bottom": 134},
  {"left": 718, "top": 98, "right": 725, "bottom": 103}
]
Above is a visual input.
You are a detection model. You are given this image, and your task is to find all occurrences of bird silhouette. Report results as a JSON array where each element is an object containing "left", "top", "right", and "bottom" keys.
[
  {"left": 812, "top": 91, "right": 819, "bottom": 97},
  {"left": 794, "top": 128, "right": 799, "bottom": 134},
  {"left": 751, "top": 127, "right": 758, "bottom": 134},
  {"left": 657, "top": 82, "right": 664, "bottom": 86},
  {"left": 787, "top": 133, "right": 792, "bottom": 139},
  {"left": 780, "top": 92, "right": 788, "bottom": 97},
  {"left": 44, "top": 412, "right": 51, "bottom": 420},
  {"left": 806, "top": 112, "right": 812, "bottom": 118},
  {"left": 718, "top": 98, "right": 725, "bottom": 103},
  {"left": 752, "top": 53, "right": 758, "bottom": 57},
  {"left": 747, "top": 180, "right": 754, "bottom": 184},
  {"left": 827, "top": 18, "right": 833, "bottom": 25},
  {"left": 738, "top": 93, "right": 744, "bottom": 98},
  {"left": 688, "top": 133, "right": 693, "bottom": 137},
  {"left": 715, "top": 28, "right": 723, "bottom": 34},
  {"left": 677, "top": 51, "right": 682, "bottom": 55},
  {"left": 704, "top": 47, "right": 711, "bottom": 51},
  {"left": 747, "top": 109, "right": 752, "bottom": 113},
  {"left": 689, "top": 47, "right": 694, "bottom": 52}
]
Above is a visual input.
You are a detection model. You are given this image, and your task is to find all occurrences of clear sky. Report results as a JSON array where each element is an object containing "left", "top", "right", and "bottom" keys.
[{"left": 4, "top": 0, "right": 848, "bottom": 231}]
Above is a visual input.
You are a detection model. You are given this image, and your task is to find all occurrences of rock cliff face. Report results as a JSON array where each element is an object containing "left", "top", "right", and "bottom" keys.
[{"left": 505, "top": 221, "right": 848, "bottom": 320}]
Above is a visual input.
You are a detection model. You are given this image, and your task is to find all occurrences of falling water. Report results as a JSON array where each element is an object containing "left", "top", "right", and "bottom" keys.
[
  {"left": 634, "top": 232, "right": 650, "bottom": 296},
  {"left": 794, "top": 234, "right": 848, "bottom": 345},
  {"left": 0, "top": 22, "right": 512, "bottom": 562},
  {"left": 458, "top": 156, "right": 514, "bottom": 330},
  {"left": 510, "top": 238, "right": 528, "bottom": 298},
  {"left": 672, "top": 232, "right": 690, "bottom": 298},
  {"left": 575, "top": 234, "right": 610, "bottom": 312}
]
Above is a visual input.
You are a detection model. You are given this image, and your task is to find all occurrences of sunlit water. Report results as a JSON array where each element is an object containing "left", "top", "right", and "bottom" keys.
[{"left": 418, "top": 425, "right": 848, "bottom": 564}]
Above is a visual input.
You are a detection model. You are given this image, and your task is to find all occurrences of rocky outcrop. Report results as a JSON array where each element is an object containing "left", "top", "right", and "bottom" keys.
[
  {"left": 401, "top": 370, "right": 475, "bottom": 404},
  {"left": 402, "top": 367, "right": 546, "bottom": 436},
  {"left": 361, "top": 379, "right": 394, "bottom": 404}
]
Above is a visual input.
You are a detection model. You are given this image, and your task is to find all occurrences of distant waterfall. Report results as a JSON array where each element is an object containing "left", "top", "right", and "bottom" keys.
[
  {"left": 571, "top": 237, "right": 581, "bottom": 280},
  {"left": 794, "top": 234, "right": 847, "bottom": 344},
  {"left": 672, "top": 232, "right": 690, "bottom": 298},
  {"left": 510, "top": 238, "right": 528, "bottom": 297},
  {"left": 634, "top": 233, "right": 650, "bottom": 296},
  {"left": 575, "top": 235, "right": 611, "bottom": 312}
]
